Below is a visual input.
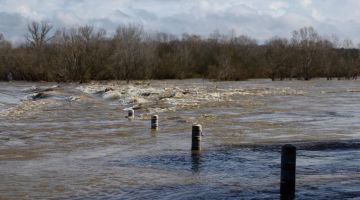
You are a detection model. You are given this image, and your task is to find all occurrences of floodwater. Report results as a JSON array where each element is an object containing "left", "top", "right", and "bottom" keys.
[{"left": 0, "top": 79, "right": 359, "bottom": 199}]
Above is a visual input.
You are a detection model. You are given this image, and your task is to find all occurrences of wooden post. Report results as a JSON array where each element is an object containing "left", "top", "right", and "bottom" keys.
[
  {"left": 191, "top": 124, "right": 202, "bottom": 151},
  {"left": 280, "top": 144, "right": 296, "bottom": 200},
  {"left": 151, "top": 115, "right": 158, "bottom": 130}
]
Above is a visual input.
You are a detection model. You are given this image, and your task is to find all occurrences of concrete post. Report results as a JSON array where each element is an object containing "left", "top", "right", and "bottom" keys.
[
  {"left": 151, "top": 115, "right": 158, "bottom": 130},
  {"left": 191, "top": 124, "right": 202, "bottom": 151},
  {"left": 128, "top": 109, "right": 134, "bottom": 119}
]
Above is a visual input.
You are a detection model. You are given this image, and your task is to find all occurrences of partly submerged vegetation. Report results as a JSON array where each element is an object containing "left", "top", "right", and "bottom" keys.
[{"left": 1, "top": 22, "right": 360, "bottom": 82}]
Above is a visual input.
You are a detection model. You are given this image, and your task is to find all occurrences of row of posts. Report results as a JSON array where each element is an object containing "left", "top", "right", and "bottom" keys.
[
  {"left": 127, "top": 109, "right": 296, "bottom": 199},
  {"left": 128, "top": 109, "right": 159, "bottom": 130}
]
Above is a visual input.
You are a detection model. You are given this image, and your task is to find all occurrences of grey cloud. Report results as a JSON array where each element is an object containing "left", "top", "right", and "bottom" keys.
[
  {"left": 0, "top": 12, "right": 28, "bottom": 43},
  {"left": 0, "top": 0, "right": 360, "bottom": 43},
  {"left": 113, "top": 10, "right": 131, "bottom": 19},
  {"left": 132, "top": 9, "right": 158, "bottom": 21}
]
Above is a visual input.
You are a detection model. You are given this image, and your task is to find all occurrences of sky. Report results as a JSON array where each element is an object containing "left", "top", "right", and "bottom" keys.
[{"left": 0, "top": 0, "right": 360, "bottom": 44}]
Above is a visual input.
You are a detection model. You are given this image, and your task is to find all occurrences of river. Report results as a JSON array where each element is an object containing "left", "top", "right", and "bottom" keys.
[{"left": 0, "top": 79, "right": 359, "bottom": 199}]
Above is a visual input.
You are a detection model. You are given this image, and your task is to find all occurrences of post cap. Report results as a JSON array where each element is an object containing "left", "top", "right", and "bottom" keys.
[{"left": 192, "top": 124, "right": 202, "bottom": 132}]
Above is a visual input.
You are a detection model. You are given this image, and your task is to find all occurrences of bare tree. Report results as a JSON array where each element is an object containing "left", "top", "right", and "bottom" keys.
[
  {"left": 265, "top": 37, "right": 291, "bottom": 80},
  {"left": 0, "top": 33, "right": 12, "bottom": 80},
  {"left": 51, "top": 26, "right": 110, "bottom": 82},
  {"left": 338, "top": 39, "right": 359, "bottom": 79},
  {"left": 3, "top": 22, "right": 360, "bottom": 82},
  {"left": 112, "top": 24, "right": 145, "bottom": 83},
  {"left": 26, "top": 21, "right": 53, "bottom": 48},
  {"left": 291, "top": 27, "right": 321, "bottom": 80}
]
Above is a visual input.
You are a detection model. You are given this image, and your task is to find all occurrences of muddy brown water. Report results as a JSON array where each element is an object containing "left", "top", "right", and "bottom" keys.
[{"left": 0, "top": 79, "right": 359, "bottom": 199}]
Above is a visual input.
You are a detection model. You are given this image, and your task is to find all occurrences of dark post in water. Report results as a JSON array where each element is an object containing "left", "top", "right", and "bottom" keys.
[
  {"left": 128, "top": 109, "right": 134, "bottom": 119},
  {"left": 280, "top": 144, "right": 296, "bottom": 200},
  {"left": 191, "top": 124, "right": 202, "bottom": 151},
  {"left": 151, "top": 115, "right": 158, "bottom": 129}
]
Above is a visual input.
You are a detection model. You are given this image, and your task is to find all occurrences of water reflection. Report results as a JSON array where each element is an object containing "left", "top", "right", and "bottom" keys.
[
  {"left": 150, "top": 129, "right": 157, "bottom": 137},
  {"left": 281, "top": 193, "right": 295, "bottom": 200},
  {"left": 191, "top": 152, "right": 202, "bottom": 173}
]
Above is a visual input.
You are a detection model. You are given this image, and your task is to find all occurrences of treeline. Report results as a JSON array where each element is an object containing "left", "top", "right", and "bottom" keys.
[{"left": 0, "top": 22, "right": 360, "bottom": 82}]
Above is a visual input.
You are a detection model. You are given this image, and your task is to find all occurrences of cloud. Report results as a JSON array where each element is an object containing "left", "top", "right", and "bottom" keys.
[
  {"left": 0, "top": 0, "right": 360, "bottom": 43},
  {"left": 300, "top": 0, "right": 312, "bottom": 8},
  {"left": 270, "top": 1, "right": 289, "bottom": 10},
  {"left": 268, "top": 1, "right": 289, "bottom": 17},
  {"left": 0, "top": 12, "right": 29, "bottom": 43}
]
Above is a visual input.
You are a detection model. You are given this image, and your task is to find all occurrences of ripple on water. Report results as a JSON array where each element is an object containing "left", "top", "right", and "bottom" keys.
[{"left": 1, "top": 80, "right": 360, "bottom": 199}]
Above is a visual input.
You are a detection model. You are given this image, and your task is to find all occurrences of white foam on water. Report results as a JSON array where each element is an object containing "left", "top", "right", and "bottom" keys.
[
  {"left": 0, "top": 99, "right": 55, "bottom": 118},
  {"left": 102, "top": 91, "right": 122, "bottom": 100},
  {"left": 22, "top": 85, "right": 38, "bottom": 92},
  {"left": 75, "top": 82, "right": 305, "bottom": 115}
]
